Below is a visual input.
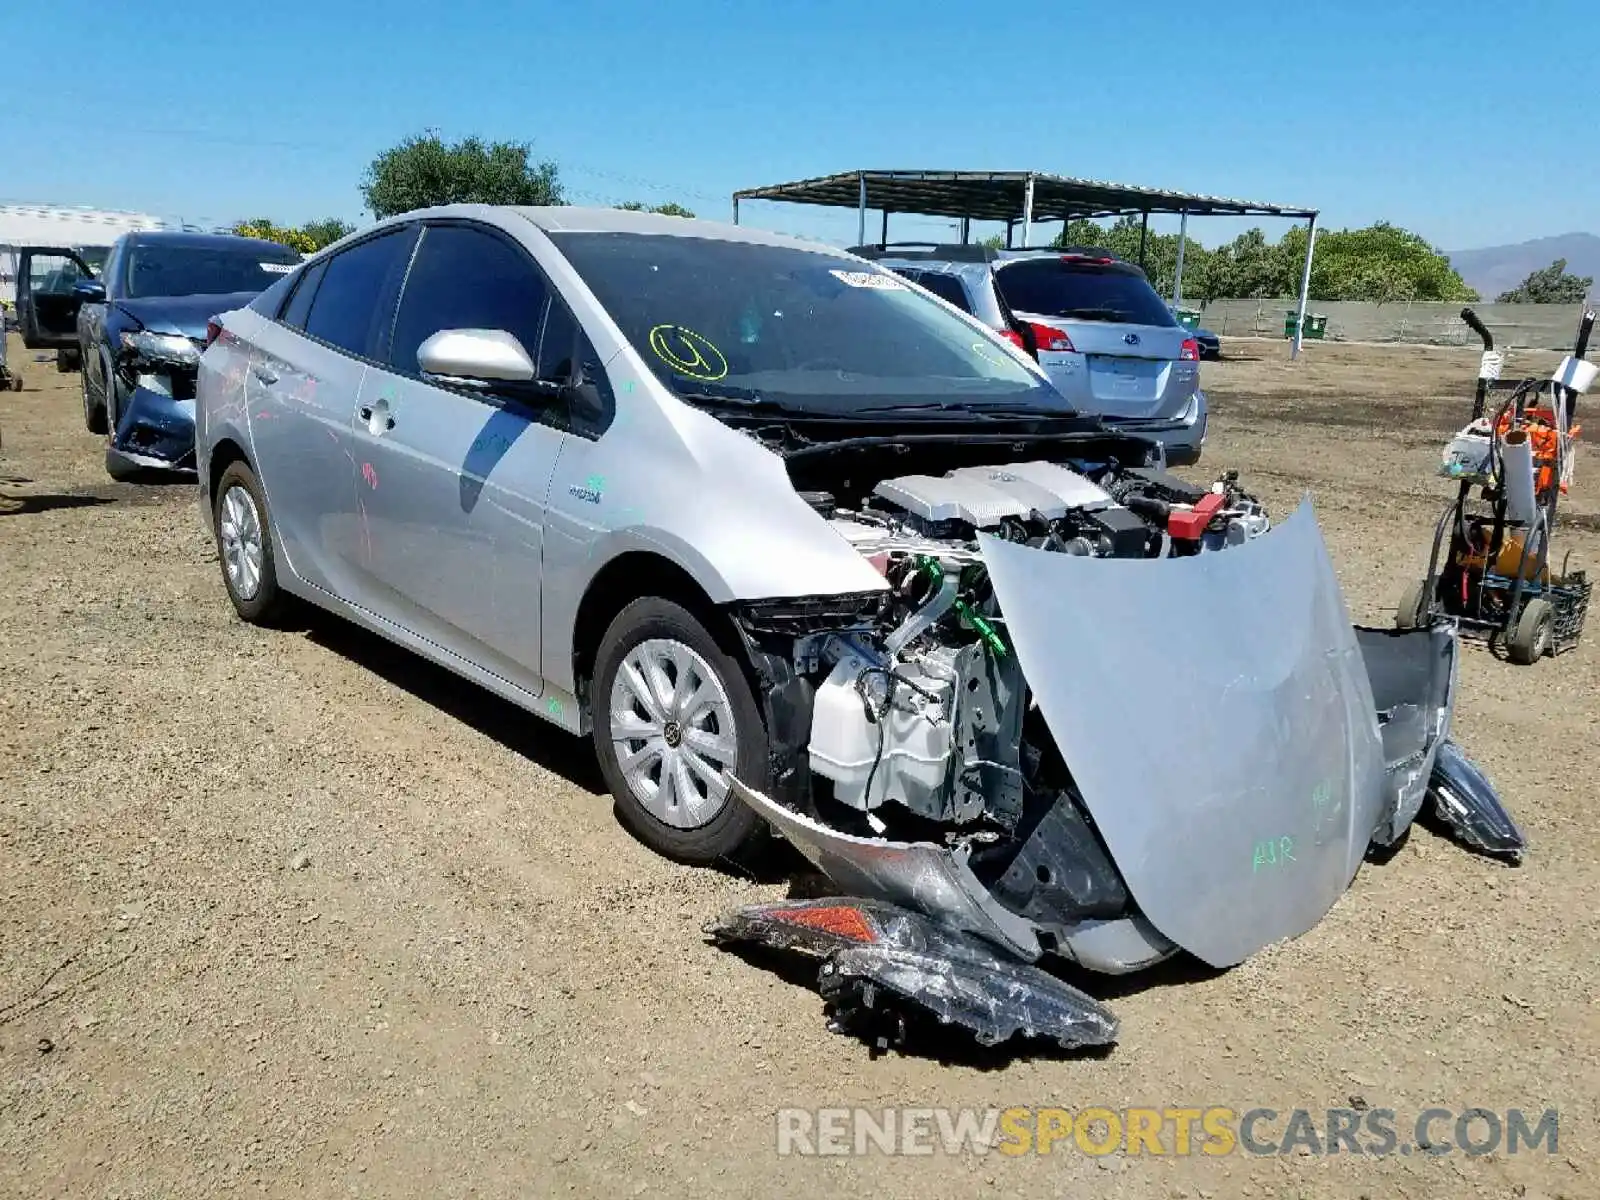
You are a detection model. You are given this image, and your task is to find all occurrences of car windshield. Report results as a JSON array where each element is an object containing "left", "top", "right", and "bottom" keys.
[
  {"left": 547, "top": 232, "right": 1066, "bottom": 416},
  {"left": 994, "top": 258, "right": 1177, "bottom": 327},
  {"left": 123, "top": 242, "right": 302, "bottom": 300}
]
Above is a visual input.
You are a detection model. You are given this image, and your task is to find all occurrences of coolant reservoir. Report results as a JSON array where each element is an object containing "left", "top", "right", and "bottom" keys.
[{"left": 808, "top": 647, "right": 954, "bottom": 812}]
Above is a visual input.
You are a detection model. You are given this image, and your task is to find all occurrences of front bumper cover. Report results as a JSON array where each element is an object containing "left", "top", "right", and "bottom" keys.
[{"left": 111, "top": 376, "right": 197, "bottom": 471}]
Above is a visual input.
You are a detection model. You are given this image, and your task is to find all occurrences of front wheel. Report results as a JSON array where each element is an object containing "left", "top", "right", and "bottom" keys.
[
  {"left": 1507, "top": 597, "right": 1554, "bottom": 665},
  {"left": 591, "top": 597, "right": 768, "bottom": 864},
  {"left": 213, "top": 460, "right": 288, "bottom": 625},
  {"left": 83, "top": 350, "right": 107, "bottom": 434},
  {"left": 1395, "top": 578, "right": 1431, "bottom": 630}
]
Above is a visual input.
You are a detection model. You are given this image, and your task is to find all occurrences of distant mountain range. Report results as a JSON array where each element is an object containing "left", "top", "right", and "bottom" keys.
[{"left": 1446, "top": 232, "right": 1600, "bottom": 300}]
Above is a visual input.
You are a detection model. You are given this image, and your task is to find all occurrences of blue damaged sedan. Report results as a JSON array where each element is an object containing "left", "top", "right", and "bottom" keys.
[{"left": 68, "top": 231, "right": 302, "bottom": 479}]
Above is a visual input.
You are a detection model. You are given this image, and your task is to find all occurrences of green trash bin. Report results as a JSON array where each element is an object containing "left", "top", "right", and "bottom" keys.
[{"left": 1284, "top": 310, "right": 1329, "bottom": 340}]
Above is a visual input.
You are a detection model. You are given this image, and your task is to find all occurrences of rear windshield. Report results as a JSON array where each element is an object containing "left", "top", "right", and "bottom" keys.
[
  {"left": 547, "top": 232, "right": 1060, "bottom": 417},
  {"left": 993, "top": 259, "right": 1176, "bottom": 327},
  {"left": 123, "top": 242, "right": 302, "bottom": 300}
]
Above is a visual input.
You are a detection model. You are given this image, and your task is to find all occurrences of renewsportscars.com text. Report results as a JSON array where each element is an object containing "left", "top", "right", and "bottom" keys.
[{"left": 775, "top": 1105, "right": 1559, "bottom": 1158}]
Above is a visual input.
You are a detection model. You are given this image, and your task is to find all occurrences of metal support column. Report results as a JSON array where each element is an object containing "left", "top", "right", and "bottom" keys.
[
  {"left": 880, "top": 209, "right": 889, "bottom": 246},
  {"left": 856, "top": 173, "right": 867, "bottom": 247},
  {"left": 1020, "top": 174, "right": 1035, "bottom": 248},
  {"left": 1005, "top": 220, "right": 1015, "bottom": 249},
  {"left": 1138, "top": 211, "right": 1149, "bottom": 269},
  {"left": 1173, "top": 209, "right": 1188, "bottom": 304},
  {"left": 731, "top": 196, "right": 740, "bottom": 225},
  {"left": 1291, "top": 213, "right": 1319, "bottom": 360},
  {"left": 959, "top": 216, "right": 971, "bottom": 244}
]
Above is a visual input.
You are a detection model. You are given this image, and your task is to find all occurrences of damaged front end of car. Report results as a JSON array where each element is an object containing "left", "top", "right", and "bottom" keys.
[
  {"left": 110, "top": 329, "right": 203, "bottom": 472},
  {"left": 707, "top": 448, "right": 1524, "bottom": 1053}
]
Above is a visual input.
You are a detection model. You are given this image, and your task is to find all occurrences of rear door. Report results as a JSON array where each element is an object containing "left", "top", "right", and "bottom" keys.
[
  {"left": 993, "top": 257, "right": 1197, "bottom": 420},
  {"left": 14, "top": 247, "right": 96, "bottom": 349},
  {"left": 243, "top": 225, "right": 417, "bottom": 600}
]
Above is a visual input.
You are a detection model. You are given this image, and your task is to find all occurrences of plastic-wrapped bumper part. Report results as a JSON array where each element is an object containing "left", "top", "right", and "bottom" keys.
[{"left": 705, "top": 898, "right": 1119, "bottom": 1053}]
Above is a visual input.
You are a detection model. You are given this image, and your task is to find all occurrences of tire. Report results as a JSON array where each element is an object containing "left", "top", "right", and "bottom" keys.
[
  {"left": 1395, "top": 578, "right": 1430, "bottom": 630},
  {"left": 212, "top": 460, "right": 288, "bottom": 625},
  {"left": 103, "top": 353, "right": 120, "bottom": 442},
  {"left": 591, "top": 597, "right": 767, "bottom": 865},
  {"left": 1507, "top": 596, "right": 1554, "bottom": 665},
  {"left": 55, "top": 348, "right": 79, "bottom": 373},
  {"left": 83, "top": 351, "right": 107, "bottom": 434}
]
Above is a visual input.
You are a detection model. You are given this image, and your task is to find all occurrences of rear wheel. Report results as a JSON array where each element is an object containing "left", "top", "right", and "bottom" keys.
[
  {"left": 591, "top": 597, "right": 767, "bottom": 864},
  {"left": 1507, "top": 596, "right": 1554, "bottom": 665},
  {"left": 213, "top": 460, "right": 287, "bottom": 625},
  {"left": 1394, "top": 578, "right": 1431, "bottom": 630}
]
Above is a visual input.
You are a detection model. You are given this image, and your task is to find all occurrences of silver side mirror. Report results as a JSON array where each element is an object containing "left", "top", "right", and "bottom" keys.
[{"left": 418, "top": 328, "right": 535, "bottom": 386}]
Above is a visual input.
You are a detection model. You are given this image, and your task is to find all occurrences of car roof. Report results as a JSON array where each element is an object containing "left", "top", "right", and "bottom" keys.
[
  {"left": 354, "top": 203, "right": 851, "bottom": 257},
  {"left": 122, "top": 230, "right": 298, "bottom": 253}
]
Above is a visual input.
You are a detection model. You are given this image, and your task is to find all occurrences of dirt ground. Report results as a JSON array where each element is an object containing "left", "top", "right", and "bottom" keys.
[{"left": 2, "top": 333, "right": 1597, "bottom": 1200}]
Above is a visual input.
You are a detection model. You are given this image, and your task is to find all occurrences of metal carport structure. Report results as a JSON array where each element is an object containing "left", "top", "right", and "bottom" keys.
[{"left": 732, "top": 170, "right": 1322, "bottom": 357}]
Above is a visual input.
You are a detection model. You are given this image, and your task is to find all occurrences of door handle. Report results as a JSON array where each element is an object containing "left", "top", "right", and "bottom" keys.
[
  {"left": 253, "top": 367, "right": 278, "bottom": 385},
  {"left": 358, "top": 404, "right": 396, "bottom": 432}
]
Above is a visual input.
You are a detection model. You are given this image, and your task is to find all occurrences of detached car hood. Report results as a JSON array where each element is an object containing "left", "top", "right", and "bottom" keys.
[
  {"left": 117, "top": 292, "right": 258, "bottom": 339},
  {"left": 977, "top": 498, "right": 1390, "bottom": 968}
]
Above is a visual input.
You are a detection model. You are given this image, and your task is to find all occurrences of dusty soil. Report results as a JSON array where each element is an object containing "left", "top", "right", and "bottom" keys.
[{"left": 2, "top": 334, "right": 1597, "bottom": 1199}]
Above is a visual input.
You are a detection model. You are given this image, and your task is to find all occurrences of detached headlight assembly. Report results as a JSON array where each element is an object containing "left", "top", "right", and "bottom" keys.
[{"left": 121, "top": 330, "right": 200, "bottom": 365}]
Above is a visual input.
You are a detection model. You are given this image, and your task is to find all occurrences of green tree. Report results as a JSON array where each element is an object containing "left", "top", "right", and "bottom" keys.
[
  {"left": 298, "top": 218, "right": 355, "bottom": 249},
  {"left": 1496, "top": 259, "right": 1593, "bottom": 304},
  {"left": 615, "top": 200, "right": 696, "bottom": 217},
  {"left": 1288, "top": 222, "right": 1476, "bottom": 303},
  {"left": 233, "top": 218, "right": 355, "bottom": 254},
  {"left": 360, "top": 134, "right": 563, "bottom": 218}
]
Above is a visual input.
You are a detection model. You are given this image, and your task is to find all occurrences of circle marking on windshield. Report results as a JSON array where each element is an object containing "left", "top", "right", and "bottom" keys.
[
  {"left": 647, "top": 324, "right": 728, "bottom": 382},
  {"left": 971, "top": 340, "right": 1011, "bottom": 369}
]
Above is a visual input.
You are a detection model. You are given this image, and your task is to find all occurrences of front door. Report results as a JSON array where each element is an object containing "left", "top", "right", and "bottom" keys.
[
  {"left": 14, "top": 247, "right": 95, "bottom": 349},
  {"left": 350, "top": 221, "right": 573, "bottom": 690}
]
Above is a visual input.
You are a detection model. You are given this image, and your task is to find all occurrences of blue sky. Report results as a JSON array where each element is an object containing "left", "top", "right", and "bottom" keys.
[{"left": 7, "top": 0, "right": 1594, "bottom": 250}]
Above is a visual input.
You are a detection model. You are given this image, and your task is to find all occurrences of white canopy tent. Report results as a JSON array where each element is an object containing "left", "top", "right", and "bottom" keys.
[{"left": 0, "top": 204, "right": 176, "bottom": 305}]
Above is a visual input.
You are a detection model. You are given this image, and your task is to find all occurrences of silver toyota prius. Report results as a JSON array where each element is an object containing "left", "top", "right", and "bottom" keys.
[{"left": 195, "top": 204, "right": 1511, "bottom": 986}]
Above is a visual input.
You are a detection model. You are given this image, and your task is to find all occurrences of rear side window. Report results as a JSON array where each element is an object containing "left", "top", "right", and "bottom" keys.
[
  {"left": 388, "top": 224, "right": 549, "bottom": 375},
  {"left": 994, "top": 260, "right": 1176, "bottom": 327},
  {"left": 912, "top": 270, "right": 973, "bottom": 314},
  {"left": 303, "top": 229, "right": 413, "bottom": 357},
  {"left": 278, "top": 259, "right": 327, "bottom": 330}
]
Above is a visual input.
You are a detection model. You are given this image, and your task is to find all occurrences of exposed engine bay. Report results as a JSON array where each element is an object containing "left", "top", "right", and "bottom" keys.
[{"left": 715, "top": 446, "right": 1526, "bottom": 1053}]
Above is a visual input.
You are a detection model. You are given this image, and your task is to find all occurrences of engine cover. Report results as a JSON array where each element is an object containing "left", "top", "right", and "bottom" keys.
[{"left": 873, "top": 461, "right": 1113, "bottom": 527}]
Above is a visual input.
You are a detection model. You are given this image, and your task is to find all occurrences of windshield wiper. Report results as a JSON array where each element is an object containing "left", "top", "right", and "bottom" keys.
[
  {"left": 853, "top": 402, "right": 1078, "bottom": 418},
  {"left": 673, "top": 383, "right": 798, "bottom": 414}
]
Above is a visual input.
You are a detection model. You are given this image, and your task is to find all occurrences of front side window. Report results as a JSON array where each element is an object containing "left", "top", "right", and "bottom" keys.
[
  {"left": 388, "top": 224, "right": 549, "bottom": 376},
  {"left": 546, "top": 232, "right": 1057, "bottom": 418},
  {"left": 302, "top": 230, "right": 411, "bottom": 357},
  {"left": 123, "top": 241, "right": 302, "bottom": 300}
]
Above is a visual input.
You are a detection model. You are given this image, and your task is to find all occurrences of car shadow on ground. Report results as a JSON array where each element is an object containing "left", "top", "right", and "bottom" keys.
[
  {"left": 0, "top": 491, "right": 116, "bottom": 516},
  {"left": 299, "top": 607, "right": 608, "bottom": 793},
  {"left": 297, "top": 605, "right": 805, "bottom": 884}
]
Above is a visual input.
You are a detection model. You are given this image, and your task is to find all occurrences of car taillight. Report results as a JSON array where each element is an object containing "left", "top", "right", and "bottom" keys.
[
  {"left": 998, "top": 329, "right": 1026, "bottom": 348},
  {"left": 1028, "top": 322, "right": 1076, "bottom": 353},
  {"left": 1180, "top": 337, "right": 1200, "bottom": 362},
  {"left": 204, "top": 318, "right": 223, "bottom": 349}
]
